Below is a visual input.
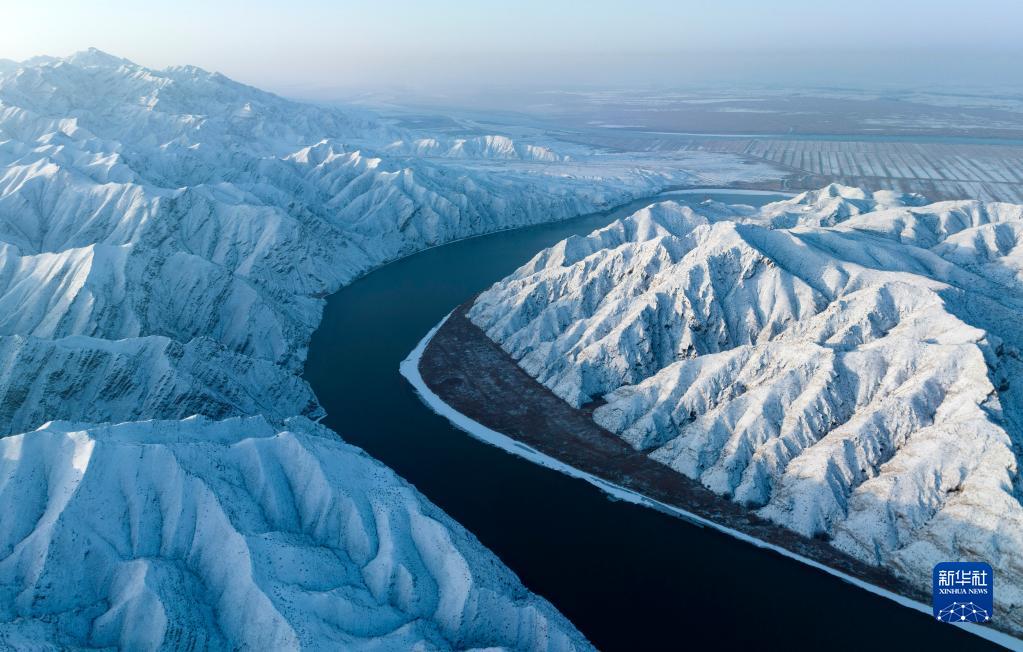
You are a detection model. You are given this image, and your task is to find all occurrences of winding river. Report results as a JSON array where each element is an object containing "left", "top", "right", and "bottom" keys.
[{"left": 304, "top": 191, "right": 995, "bottom": 650}]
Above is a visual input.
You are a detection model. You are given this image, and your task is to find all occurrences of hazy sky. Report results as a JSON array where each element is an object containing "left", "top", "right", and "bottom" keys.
[{"left": 3, "top": 1, "right": 1021, "bottom": 97}]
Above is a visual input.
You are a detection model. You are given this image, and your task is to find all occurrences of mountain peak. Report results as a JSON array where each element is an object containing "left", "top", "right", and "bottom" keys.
[{"left": 65, "top": 47, "right": 134, "bottom": 69}]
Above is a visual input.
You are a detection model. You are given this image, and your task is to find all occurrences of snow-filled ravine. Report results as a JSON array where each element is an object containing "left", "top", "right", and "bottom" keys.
[{"left": 308, "top": 190, "right": 1002, "bottom": 650}]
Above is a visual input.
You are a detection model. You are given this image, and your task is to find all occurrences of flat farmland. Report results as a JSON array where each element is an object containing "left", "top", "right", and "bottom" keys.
[
  {"left": 567, "top": 130, "right": 1023, "bottom": 202},
  {"left": 718, "top": 138, "right": 1023, "bottom": 202}
]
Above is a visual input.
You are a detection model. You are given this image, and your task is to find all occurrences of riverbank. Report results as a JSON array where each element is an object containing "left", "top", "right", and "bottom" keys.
[
  {"left": 308, "top": 187, "right": 1001, "bottom": 649},
  {"left": 404, "top": 301, "right": 1021, "bottom": 651}
]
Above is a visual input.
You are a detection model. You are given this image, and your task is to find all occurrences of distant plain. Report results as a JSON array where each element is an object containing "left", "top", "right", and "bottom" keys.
[{"left": 364, "top": 87, "right": 1023, "bottom": 202}]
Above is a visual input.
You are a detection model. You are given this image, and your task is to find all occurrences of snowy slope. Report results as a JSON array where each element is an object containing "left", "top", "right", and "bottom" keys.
[
  {"left": 0, "top": 417, "right": 586, "bottom": 651},
  {"left": 0, "top": 334, "right": 323, "bottom": 436},
  {"left": 470, "top": 187, "right": 1023, "bottom": 633},
  {"left": 0, "top": 49, "right": 780, "bottom": 649}
]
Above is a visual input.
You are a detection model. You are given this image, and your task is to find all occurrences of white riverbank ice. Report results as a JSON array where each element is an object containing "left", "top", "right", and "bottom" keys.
[
  {"left": 401, "top": 311, "right": 1022, "bottom": 651},
  {"left": 470, "top": 185, "right": 1023, "bottom": 636},
  {"left": 0, "top": 49, "right": 781, "bottom": 648}
]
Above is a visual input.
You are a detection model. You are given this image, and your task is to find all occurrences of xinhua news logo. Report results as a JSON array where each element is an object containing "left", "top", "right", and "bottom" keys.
[{"left": 932, "top": 562, "right": 993, "bottom": 624}]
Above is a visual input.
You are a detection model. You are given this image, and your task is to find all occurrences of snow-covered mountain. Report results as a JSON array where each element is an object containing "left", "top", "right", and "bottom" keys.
[
  {"left": 0, "top": 416, "right": 586, "bottom": 650},
  {"left": 0, "top": 48, "right": 781, "bottom": 648},
  {"left": 470, "top": 185, "right": 1023, "bottom": 634}
]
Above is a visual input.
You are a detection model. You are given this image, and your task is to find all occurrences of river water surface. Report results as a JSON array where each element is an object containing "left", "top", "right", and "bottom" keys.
[{"left": 304, "top": 191, "right": 994, "bottom": 650}]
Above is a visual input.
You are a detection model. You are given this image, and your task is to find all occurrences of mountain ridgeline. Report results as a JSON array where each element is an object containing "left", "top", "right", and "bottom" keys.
[
  {"left": 0, "top": 48, "right": 758, "bottom": 650},
  {"left": 470, "top": 185, "right": 1023, "bottom": 635}
]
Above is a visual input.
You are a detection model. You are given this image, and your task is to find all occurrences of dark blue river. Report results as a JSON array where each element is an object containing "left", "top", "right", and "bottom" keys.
[{"left": 304, "top": 191, "right": 996, "bottom": 651}]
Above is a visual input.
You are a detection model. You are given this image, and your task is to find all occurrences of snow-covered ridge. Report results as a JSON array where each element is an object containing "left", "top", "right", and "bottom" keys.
[
  {"left": 470, "top": 185, "right": 1023, "bottom": 634},
  {"left": 0, "top": 416, "right": 586, "bottom": 650},
  {"left": 384, "top": 135, "right": 566, "bottom": 162},
  {"left": 0, "top": 48, "right": 783, "bottom": 649}
]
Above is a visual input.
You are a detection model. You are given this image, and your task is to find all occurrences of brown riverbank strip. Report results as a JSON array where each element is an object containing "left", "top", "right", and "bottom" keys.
[{"left": 419, "top": 298, "right": 935, "bottom": 605}]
